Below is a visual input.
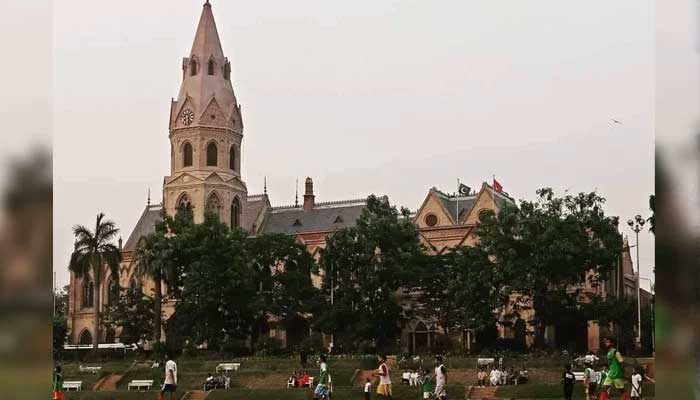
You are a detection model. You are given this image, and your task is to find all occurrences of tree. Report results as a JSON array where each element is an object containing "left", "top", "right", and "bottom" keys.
[
  {"left": 53, "top": 286, "right": 69, "bottom": 359},
  {"left": 167, "top": 212, "right": 256, "bottom": 350},
  {"left": 245, "top": 233, "right": 321, "bottom": 345},
  {"left": 102, "top": 288, "right": 156, "bottom": 347},
  {"left": 317, "top": 195, "right": 423, "bottom": 351},
  {"left": 68, "top": 213, "right": 122, "bottom": 350},
  {"left": 476, "top": 189, "right": 622, "bottom": 348}
]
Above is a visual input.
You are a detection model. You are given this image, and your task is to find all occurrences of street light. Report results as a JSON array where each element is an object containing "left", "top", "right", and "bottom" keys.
[{"left": 627, "top": 215, "right": 645, "bottom": 348}]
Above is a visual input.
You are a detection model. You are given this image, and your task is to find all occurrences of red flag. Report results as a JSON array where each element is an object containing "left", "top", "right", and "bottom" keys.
[{"left": 493, "top": 178, "right": 503, "bottom": 193}]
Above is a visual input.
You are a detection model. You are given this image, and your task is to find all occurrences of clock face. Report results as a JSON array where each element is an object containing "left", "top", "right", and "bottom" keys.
[{"left": 181, "top": 109, "right": 195, "bottom": 125}]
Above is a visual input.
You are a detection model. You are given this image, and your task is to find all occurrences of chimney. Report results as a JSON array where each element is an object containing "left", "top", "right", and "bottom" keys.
[{"left": 303, "top": 177, "right": 315, "bottom": 211}]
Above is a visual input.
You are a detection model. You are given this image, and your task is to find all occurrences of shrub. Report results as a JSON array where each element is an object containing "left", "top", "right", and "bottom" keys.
[
  {"left": 359, "top": 355, "right": 378, "bottom": 370},
  {"left": 254, "top": 337, "right": 284, "bottom": 357}
]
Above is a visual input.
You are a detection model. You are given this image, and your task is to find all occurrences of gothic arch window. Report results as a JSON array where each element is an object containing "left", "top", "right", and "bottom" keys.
[
  {"left": 207, "top": 192, "right": 221, "bottom": 215},
  {"left": 189, "top": 58, "right": 198, "bottom": 76},
  {"left": 224, "top": 62, "right": 231, "bottom": 80},
  {"left": 231, "top": 197, "right": 241, "bottom": 228},
  {"left": 208, "top": 59, "right": 215, "bottom": 76},
  {"left": 177, "top": 193, "right": 192, "bottom": 211},
  {"left": 107, "top": 278, "right": 119, "bottom": 305},
  {"left": 79, "top": 329, "right": 93, "bottom": 345},
  {"left": 206, "top": 142, "right": 218, "bottom": 166},
  {"left": 229, "top": 145, "right": 237, "bottom": 171},
  {"left": 183, "top": 142, "right": 193, "bottom": 167},
  {"left": 82, "top": 276, "right": 94, "bottom": 309},
  {"left": 415, "top": 321, "right": 428, "bottom": 332}
]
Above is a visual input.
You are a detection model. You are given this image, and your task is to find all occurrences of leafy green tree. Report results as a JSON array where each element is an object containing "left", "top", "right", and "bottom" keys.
[
  {"left": 53, "top": 286, "right": 69, "bottom": 359},
  {"left": 317, "top": 195, "right": 423, "bottom": 351},
  {"left": 102, "top": 288, "right": 156, "bottom": 347},
  {"left": 167, "top": 212, "right": 256, "bottom": 350},
  {"left": 246, "top": 234, "right": 321, "bottom": 339},
  {"left": 68, "top": 213, "right": 122, "bottom": 349},
  {"left": 476, "top": 189, "right": 622, "bottom": 348}
]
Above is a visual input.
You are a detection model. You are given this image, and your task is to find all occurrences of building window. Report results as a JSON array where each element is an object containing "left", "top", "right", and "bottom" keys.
[
  {"left": 177, "top": 193, "right": 192, "bottom": 210},
  {"left": 79, "top": 329, "right": 93, "bottom": 345},
  {"left": 183, "top": 142, "right": 193, "bottom": 167},
  {"left": 231, "top": 197, "right": 241, "bottom": 227},
  {"left": 478, "top": 209, "right": 492, "bottom": 222},
  {"left": 425, "top": 214, "right": 438, "bottom": 227},
  {"left": 82, "top": 277, "right": 94, "bottom": 309},
  {"left": 107, "top": 278, "right": 119, "bottom": 305},
  {"left": 206, "top": 142, "right": 218, "bottom": 166},
  {"left": 207, "top": 192, "right": 221, "bottom": 215},
  {"left": 229, "top": 146, "right": 237, "bottom": 171},
  {"left": 208, "top": 59, "right": 215, "bottom": 75},
  {"left": 189, "top": 59, "right": 198, "bottom": 76}
]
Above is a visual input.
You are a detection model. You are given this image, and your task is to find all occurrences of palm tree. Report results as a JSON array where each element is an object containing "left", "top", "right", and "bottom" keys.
[
  {"left": 68, "top": 213, "right": 121, "bottom": 350},
  {"left": 133, "top": 234, "right": 164, "bottom": 343}
]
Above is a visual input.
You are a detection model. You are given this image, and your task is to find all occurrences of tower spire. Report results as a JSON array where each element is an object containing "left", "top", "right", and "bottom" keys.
[
  {"left": 264, "top": 176, "right": 267, "bottom": 195},
  {"left": 147, "top": 188, "right": 151, "bottom": 206},
  {"left": 295, "top": 177, "right": 299, "bottom": 207}
]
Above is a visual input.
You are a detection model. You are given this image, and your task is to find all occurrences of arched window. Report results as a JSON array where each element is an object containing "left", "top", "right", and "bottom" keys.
[
  {"left": 206, "top": 142, "right": 218, "bottom": 166},
  {"left": 107, "top": 278, "right": 119, "bottom": 305},
  {"left": 183, "top": 142, "right": 193, "bottom": 167},
  {"left": 79, "top": 329, "right": 93, "bottom": 345},
  {"left": 207, "top": 192, "right": 221, "bottom": 215},
  {"left": 208, "top": 59, "right": 215, "bottom": 75},
  {"left": 82, "top": 276, "right": 94, "bottom": 309},
  {"left": 229, "top": 146, "right": 237, "bottom": 171},
  {"left": 189, "top": 58, "right": 198, "bottom": 76},
  {"left": 231, "top": 197, "right": 241, "bottom": 228}
]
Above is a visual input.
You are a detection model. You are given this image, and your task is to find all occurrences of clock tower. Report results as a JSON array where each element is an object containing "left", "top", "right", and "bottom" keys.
[{"left": 163, "top": 1, "right": 247, "bottom": 227}]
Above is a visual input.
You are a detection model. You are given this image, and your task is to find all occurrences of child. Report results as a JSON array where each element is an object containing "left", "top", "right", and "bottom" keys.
[
  {"left": 562, "top": 364, "right": 575, "bottom": 400},
  {"left": 583, "top": 361, "right": 598, "bottom": 400},
  {"left": 420, "top": 369, "right": 433, "bottom": 399},
  {"left": 631, "top": 366, "right": 655, "bottom": 399},
  {"left": 364, "top": 377, "right": 372, "bottom": 400},
  {"left": 52, "top": 366, "right": 64, "bottom": 400}
]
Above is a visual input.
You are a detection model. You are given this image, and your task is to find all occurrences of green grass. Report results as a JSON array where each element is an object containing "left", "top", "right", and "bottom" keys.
[
  {"left": 495, "top": 383, "right": 655, "bottom": 399},
  {"left": 207, "top": 384, "right": 464, "bottom": 400}
]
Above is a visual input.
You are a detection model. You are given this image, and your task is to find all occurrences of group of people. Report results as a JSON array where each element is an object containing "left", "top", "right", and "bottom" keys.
[
  {"left": 562, "top": 337, "right": 655, "bottom": 400},
  {"left": 359, "top": 355, "right": 448, "bottom": 400},
  {"left": 400, "top": 370, "right": 422, "bottom": 386},
  {"left": 204, "top": 372, "right": 228, "bottom": 391},
  {"left": 288, "top": 370, "right": 312, "bottom": 388},
  {"left": 477, "top": 366, "right": 528, "bottom": 387}
]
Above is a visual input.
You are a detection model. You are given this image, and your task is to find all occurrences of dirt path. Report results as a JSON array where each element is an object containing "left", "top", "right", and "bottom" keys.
[
  {"left": 93, "top": 374, "right": 123, "bottom": 391},
  {"left": 181, "top": 390, "right": 209, "bottom": 400}
]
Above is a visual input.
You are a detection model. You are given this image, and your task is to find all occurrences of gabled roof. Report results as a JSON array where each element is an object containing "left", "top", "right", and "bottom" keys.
[
  {"left": 123, "top": 205, "right": 163, "bottom": 251},
  {"left": 260, "top": 199, "right": 367, "bottom": 235},
  {"left": 433, "top": 190, "right": 477, "bottom": 223}
]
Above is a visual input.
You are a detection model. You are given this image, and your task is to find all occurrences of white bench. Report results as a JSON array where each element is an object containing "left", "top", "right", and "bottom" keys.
[
  {"left": 128, "top": 379, "right": 154, "bottom": 391},
  {"left": 79, "top": 365, "right": 102, "bottom": 374},
  {"left": 216, "top": 363, "right": 240, "bottom": 373},
  {"left": 63, "top": 381, "right": 82, "bottom": 391},
  {"left": 476, "top": 358, "right": 495, "bottom": 368},
  {"left": 573, "top": 372, "right": 585, "bottom": 381}
]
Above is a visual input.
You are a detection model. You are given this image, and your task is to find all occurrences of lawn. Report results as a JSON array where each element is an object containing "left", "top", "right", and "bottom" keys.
[
  {"left": 207, "top": 384, "right": 465, "bottom": 400},
  {"left": 495, "top": 382, "right": 655, "bottom": 399}
]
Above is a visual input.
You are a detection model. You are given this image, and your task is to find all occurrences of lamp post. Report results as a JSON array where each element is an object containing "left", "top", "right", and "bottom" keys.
[{"left": 627, "top": 215, "right": 645, "bottom": 349}]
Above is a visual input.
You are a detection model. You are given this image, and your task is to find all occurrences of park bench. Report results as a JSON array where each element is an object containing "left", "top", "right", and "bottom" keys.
[
  {"left": 476, "top": 358, "right": 496, "bottom": 368},
  {"left": 216, "top": 363, "right": 240, "bottom": 373},
  {"left": 573, "top": 372, "right": 585, "bottom": 381},
  {"left": 79, "top": 365, "right": 102, "bottom": 374},
  {"left": 287, "top": 376, "right": 314, "bottom": 389},
  {"left": 63, "top": 381, "right": 82, "bottom": 391},
  {"left": 128, "top": 379, "right": 154, "bottom": 391}
]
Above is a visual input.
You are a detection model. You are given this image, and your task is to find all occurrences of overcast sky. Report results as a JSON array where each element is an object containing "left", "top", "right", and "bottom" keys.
[{"left": 51, "top": 0, "right": 658, "bottom": 288}]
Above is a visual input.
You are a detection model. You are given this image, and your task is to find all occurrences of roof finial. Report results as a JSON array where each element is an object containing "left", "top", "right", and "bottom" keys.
[
  {"left": 295, "top": 177, "right": 299, "bottom": 207},
  {"left": 147, "top": 188, "right": 151, "bottom": 206},
  {"left": 264, "top": 176, "right": 268, "bottom": 195}
]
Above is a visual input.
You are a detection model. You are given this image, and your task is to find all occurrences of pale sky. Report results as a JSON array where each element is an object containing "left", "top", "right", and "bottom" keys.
[{"left": 52, "top": 0, "right": 658, "bottom": 288}]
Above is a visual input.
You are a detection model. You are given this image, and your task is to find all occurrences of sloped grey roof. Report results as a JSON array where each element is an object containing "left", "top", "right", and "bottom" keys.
[
  {"left": 123, "top": 205, "right": 163, "bottom": 251},
  {"left": 260, "top": 200, "right": 366, "bottom": 235}
]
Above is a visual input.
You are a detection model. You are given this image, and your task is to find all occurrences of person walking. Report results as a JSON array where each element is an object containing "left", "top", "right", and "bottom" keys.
[
  {"left": 562, "top": 364, "right": 576, "bottom": 400},
  {"left": 433, "top": 355, "right": 448, "bottom": 400},
  {"left": 52, "top": 365, "right": 64, "bottom": 400},
  {"left": 314, "top": 354, "right": 330, "bottom": 399},
  {"left": 160, "top": 354, "right": 177, "bottom": 400},
  {"left": 420, "top": 369, "right": 433, "bottom": 399},
  {"left": 584, "top": 361, "right": 599, "bottom": 400},
  {"left": 600, "top": 337, "right": 627, "bottom": 400},
  {"left": 374, "top": 355, "right": 392, "bottom": 398}
]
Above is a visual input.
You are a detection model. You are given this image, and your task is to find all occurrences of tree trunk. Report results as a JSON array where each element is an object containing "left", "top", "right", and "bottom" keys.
[
  {"left": 93, "top": 278, "right": 101, "bottom": 351},
  {"left": 154, "top": 275, "right": 162, "bottom": 343}
]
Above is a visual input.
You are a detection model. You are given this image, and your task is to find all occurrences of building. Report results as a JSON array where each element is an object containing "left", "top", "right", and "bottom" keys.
[{"left": 67, "top": 1, "right": 624, "bottom": 353}]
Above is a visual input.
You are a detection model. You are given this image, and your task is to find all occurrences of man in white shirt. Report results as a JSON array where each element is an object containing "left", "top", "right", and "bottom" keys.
[
  {"left": 434, "top": 355, "right": 448, "bottom": 400},
  {"left": 160, "top": 354, "right": 177, "bottom": 400},
  {"left": 489, "top": 367, "right": 500, "bottom": 386},
  {"left": 373, "top": 355, "right": 392, "bottom": 398}
]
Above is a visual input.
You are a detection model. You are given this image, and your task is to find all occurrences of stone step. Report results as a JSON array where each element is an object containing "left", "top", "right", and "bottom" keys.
[
  {"left": 181, "top": 390, "right": 209, "bottom": 400},
  {"left": 468, "top": 385, "right": 498, "bottom": 400},
  {"left": 94, "top": 374, "right": 123, "bottom": 391}
]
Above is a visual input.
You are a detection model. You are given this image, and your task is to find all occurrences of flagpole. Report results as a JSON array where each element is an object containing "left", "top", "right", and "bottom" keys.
[{"left": 456, "top": 178, "right": 460, "bottom": 225}]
